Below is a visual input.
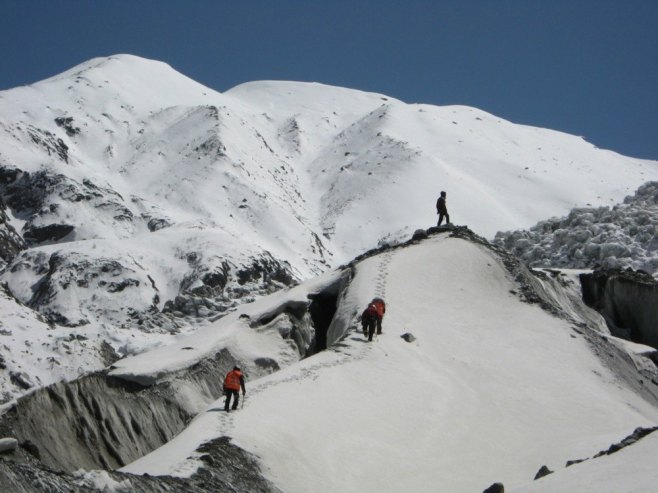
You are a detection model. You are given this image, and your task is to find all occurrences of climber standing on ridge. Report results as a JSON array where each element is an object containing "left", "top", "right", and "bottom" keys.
[
  {"left": 223, "top": 366, "right": 246, "bottom": 412},
  {"left": 436, "top": 190, "right": 450, "bottom": 226}
]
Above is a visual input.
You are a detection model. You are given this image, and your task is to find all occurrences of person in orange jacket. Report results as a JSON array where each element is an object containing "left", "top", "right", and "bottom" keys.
[{"left": 223, "top": 366, "right": 246, "bottom": 412}]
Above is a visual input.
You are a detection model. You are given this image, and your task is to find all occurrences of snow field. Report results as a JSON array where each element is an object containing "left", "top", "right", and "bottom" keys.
[{"left": 119, "top": 235, "right": 658, "bottom": 492}]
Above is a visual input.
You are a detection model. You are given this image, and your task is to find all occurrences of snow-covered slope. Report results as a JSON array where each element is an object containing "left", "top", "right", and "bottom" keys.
[
  {"left": 0, "top": 53, "right": 656, "bottom": 405},
  {"left": 107, "top": 232, "right": 658, "bottom": 493}
]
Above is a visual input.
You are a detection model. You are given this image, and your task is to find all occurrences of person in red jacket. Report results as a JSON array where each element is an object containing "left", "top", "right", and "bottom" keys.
[
  {"left": 361, "top": 302, "right": 379, "bottom": 342},
  {"left": 371, "top": 297, "right": 386, "bottom": 335},
  {"left": 223, "top": 366, "right": 246, "bottom": 412},
  {"left": 361, "top": 298, "right": 386, "bottom": 341}
]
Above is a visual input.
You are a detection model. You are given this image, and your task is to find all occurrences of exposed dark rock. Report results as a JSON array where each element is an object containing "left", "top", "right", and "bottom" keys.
[
  {"left": 253, "top": 357, "right": 280, "bottom": 372},
  {"left": 483, "top": 482, "right": 504, "bottom": 493},
  {"left": 411, "top": 229, "right": 428, "bottom": 241},
  {"left": 0, "top": 435, "right": 282, "bottom": 492},
  {"left": 580, "top": 268, "right": 658, "bottom": 349},
  {"left": 400, "top": 333, "right": 416, "bottom": 343},
  {"left": 593, "top": 426, "right": 658, "bottom": 458},
  {"left": 0, "top": 438, "right": 18, "bottom": 454},
  {"left": 0, "top": 374, "right": 191, "bottom": 472},
  {"left": 26, "top": 126, "right": 69, "bottom": 163},
  {"left": 0, "top": 198, "right": 25, "bottom": 262},
  {"left": 9, "top": 371, "right": 33, "bottom": 390},
  {"left": 560, "top": 426, "right": 658, "bottom": 476},
  {"left": 54, "top": 116, "right": 80, "bottom": 137},
  {"left": 99, "top": 340, "right": 120, "bottom": 366},
  {"left": 147, "top": 217, "right": 172, "bottom": 232},
  {"left": 236, "top": 254, "right": 295, "bottom": 287},
  {"left": 534, "top": 465, "right": 553, "bottom": 480},
  {"left": 23, "top": 223, "right": 75, "bottom": 245}
]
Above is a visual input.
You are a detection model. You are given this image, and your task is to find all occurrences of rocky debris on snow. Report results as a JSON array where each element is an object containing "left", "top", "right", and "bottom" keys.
[
  {"left": 400, "top": 332, "right": 416, "bottom": 343},
  {"left": 482, "top": 482, "right": 504, "bottom": 493},
  {"left": 0, "top": 438, "right": 18, "bottom": 454},
  {"left": 0, "top": 166, "right": 137, "bottom": 243},
  {"left": 592, "top": 425, "right": 658, "bottom": 458},
  {"left": 528, "top": 426, "right": 658, "bottom": 484},
  {"left": 533, "top": 464, "right": 553, "bottom": 480},
  {"left": 9, "top": 371, "right": 33, "bottom": 390},
  {"left": 53, "top": 116, "right": 80, "bottom": 137},
  {"left": 494, "top": 181, "right": 658, "bottom": 276},
  {"left": 6, "top": 249, "right": 160, "bottom": 327}
]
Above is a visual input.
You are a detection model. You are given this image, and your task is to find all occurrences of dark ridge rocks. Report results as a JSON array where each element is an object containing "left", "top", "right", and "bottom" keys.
[
  {"left": 525, "top": 426, "right": 658, "bottom": 488},
  {"left": 482, "top": 482, "right": 504, "bottom": 493},
  {"left": 592, "top": 426, "right": 658, "bottom": 458},
  {"left": 534, "top": 465, "right": 553, "bottom": 480}
]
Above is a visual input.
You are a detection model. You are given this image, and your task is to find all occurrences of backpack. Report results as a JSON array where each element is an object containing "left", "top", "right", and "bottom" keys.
[{"left": 362, "top": 304, "right": 378, "bottom": 323}]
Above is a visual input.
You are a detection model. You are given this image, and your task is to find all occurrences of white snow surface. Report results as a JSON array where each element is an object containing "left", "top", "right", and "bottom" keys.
[{"left": 118, "top": 235, "right": 658, "bottom": 492}]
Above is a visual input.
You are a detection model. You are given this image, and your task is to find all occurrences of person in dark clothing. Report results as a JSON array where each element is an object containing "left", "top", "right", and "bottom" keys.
[
  {"left": 223, "top": 366, "right": 246, "bottom": 412},
  {"left": 436, "top": 191, "right": 450, "bottom": 226},
  {"left": 361, "top": 303, "right": 379, "bottom": 342}
]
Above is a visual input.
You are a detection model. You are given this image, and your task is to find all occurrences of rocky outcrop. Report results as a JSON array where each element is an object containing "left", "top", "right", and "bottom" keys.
[
  {"left": 580, "top": 268, "right": 658, "bottom": 348},
  {"left": 0, "top": 436, "right": 281, "bottom": 493},
  {"left": 0, "top": 198, "right": 24, "bottom": 264}
]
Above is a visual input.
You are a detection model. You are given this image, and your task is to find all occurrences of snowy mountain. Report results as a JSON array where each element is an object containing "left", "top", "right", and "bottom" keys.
[
  {"left": 1, "top": 229, "right": 656, "bottom": 493},
  {"left": 0, "top": 54, "right": 656, "bottom": 405},
  {"left": 494, "top": 181, "right": 658, "bottom": 275},
  {"left": 0, "top": 54, "right": 657, "bottom": 492}
]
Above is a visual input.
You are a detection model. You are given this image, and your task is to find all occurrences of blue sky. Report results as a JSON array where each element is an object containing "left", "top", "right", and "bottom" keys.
[{"left": 1, "top": 0, "right": 656, "bottom": 159}]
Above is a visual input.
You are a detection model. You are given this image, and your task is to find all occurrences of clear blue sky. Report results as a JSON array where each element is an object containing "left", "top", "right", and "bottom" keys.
[{"left": 2, "top": 0, "right": 657, "bottom": 159}]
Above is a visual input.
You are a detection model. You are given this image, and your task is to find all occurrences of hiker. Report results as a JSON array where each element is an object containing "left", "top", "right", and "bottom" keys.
[
  {"left": 436, "top": 191, "right": 450, "bottom": 226},
  {"left": 371, "top": 297, "right": 386, "bottom": 334},
  {"left": 361, "top": 302, "right": 378, "bottom": 342},
  {"left": 223, "top": 366, "right": 246, "bottom": 412},
  {"left": 361, "top": 298, "right": 386, "bottom": 341}
]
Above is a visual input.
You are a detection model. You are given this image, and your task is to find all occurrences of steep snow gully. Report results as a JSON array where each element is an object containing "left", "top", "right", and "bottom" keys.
[{"left": 1, "top": 227, "right": 657, "bottom": 492}]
